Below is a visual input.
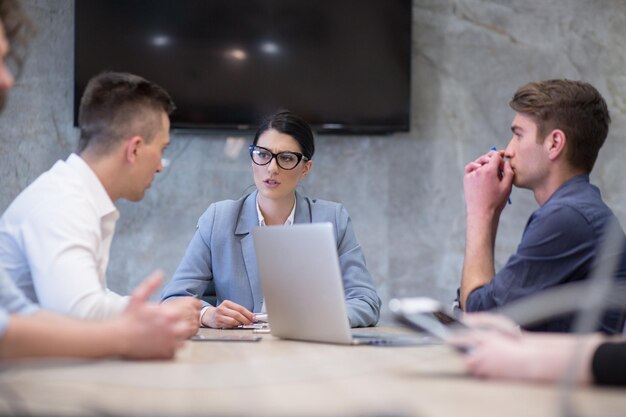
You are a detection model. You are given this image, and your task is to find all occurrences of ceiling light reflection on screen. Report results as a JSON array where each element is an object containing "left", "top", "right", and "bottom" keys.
[
  {"left": 227, "top": 49, "right": 247, "bottom": 60},
  {"left": 261, "top": 42, "right": 280, "bottom": 55},
  {"left": 151, "top": 35, "right": 170, "bottom": 47}
]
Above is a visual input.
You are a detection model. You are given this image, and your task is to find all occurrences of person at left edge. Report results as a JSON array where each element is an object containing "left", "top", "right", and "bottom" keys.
[{"left": 161, "top": 110, "right": 381, "bottom": 329}]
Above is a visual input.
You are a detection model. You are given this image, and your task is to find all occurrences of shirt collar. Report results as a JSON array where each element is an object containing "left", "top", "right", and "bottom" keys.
[
  {"left": 66, "top": 153, "right": 119, "bottom": 220},
  {"left": 542, "top": 174, "right": 590, "bottom": 207},
  {"left": 256, "top": 197, "right": 296, "bottom": 226}
]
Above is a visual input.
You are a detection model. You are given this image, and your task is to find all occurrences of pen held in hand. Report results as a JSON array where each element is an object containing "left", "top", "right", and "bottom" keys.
[
  {"left": 253, "top": 313, "right": 268, "bottom": 323},
  {"left": 490, "top": 146, "right": 512, "bottom": 205}
]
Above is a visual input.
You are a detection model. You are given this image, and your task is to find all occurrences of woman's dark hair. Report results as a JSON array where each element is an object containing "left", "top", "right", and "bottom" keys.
[{"left": 252, "top": 110, "right": 315, "bottom": 160}]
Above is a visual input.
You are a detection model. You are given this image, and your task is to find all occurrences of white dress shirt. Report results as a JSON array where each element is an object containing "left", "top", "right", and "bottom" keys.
[{"left": 0, "top": 154, "right": 129, "bottom": 319}]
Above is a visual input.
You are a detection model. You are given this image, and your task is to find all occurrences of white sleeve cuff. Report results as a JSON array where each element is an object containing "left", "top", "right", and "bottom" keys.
[{"left": 199, "top": 305, "right": 211, "bottom": 327}]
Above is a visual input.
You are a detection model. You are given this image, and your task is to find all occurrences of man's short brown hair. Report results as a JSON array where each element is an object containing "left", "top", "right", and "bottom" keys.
[
  {"left": 77, "top": 71, "right": 176, "bottom": 156},
  {"left": 510, "top": 79, "right": 610, "bottom": 173}
]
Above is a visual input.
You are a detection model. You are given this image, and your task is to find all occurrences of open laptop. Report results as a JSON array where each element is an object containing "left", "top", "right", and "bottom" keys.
[{"left": 252, "top": 223, "right": 433, "bottom": 346}]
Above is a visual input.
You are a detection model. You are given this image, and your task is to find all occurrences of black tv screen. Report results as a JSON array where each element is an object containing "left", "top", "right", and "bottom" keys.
[{"left": 74, "top": 0, "right": 412, "bottom": 133}]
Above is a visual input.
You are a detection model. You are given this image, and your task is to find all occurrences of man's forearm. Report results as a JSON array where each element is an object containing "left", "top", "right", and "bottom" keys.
[
  {"left": 460, "top": 213, "right": 498, "bottom": 309},
  {"left": 0, "top": 311, "right": 122, "bottom": 359}
]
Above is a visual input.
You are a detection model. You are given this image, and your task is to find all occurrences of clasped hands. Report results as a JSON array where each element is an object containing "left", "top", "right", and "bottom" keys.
[{"left": 464, "top": 149, "right": 514, "bottom": 216}]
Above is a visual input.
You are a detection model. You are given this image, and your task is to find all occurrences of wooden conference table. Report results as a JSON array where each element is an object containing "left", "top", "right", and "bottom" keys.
[{"left": 0, "top": 326, "right": 625, "bottom": 417}]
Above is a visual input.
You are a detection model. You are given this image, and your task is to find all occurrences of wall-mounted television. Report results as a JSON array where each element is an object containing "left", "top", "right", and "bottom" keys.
[{"left": 74, "top": 0, "right": 412, "bottom": 133}]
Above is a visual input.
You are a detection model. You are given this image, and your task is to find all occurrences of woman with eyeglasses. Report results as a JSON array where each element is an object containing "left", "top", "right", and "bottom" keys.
[{"left": 161, "top": 110, "right": 381, "bottom": 329}]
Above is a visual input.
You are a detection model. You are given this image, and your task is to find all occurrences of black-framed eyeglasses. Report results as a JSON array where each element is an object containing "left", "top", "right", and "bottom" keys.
[{"left": 249, "top": 145, "right": 308, "bottom": 170}]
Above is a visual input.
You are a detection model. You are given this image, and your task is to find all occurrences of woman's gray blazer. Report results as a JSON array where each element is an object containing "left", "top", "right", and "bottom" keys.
[{"left": 161, "top": 191, "right": 381, "bottom": 327}]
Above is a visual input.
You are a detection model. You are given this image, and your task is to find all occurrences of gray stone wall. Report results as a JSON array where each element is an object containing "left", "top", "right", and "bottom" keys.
[{"left": 1, "top": 0, "right": 625, "bottom": 322}]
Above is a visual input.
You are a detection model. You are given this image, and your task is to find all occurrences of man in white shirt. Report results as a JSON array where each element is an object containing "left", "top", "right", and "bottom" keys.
[
  {"left": 0, "top": 67, "right": 200, "bottom": 329},
  {"left": 0, "top": 0, "right": 196, "bottom": 359}
]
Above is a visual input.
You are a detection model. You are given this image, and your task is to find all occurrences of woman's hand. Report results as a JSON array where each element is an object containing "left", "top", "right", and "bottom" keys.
[{"left": 201, "top": 300, "right": 254, "bottom": 328}]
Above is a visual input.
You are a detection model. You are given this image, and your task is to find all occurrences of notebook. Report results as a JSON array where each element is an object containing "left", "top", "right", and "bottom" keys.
[{"left": 252, "top": 222, "right": 432, "bottom": 346}]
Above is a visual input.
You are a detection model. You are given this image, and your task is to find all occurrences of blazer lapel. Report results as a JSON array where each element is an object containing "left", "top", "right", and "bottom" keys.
[
  {"left": 236, "top": 191, "right": 264, "bottom": 312},
  {"left": 293, "top": 191, "right": 312, "bottom": 224}
]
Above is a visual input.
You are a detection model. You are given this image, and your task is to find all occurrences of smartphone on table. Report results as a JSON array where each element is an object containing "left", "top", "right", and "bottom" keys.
[{"left": 389, "top": 297, "right": 469, "bottom": 342}]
